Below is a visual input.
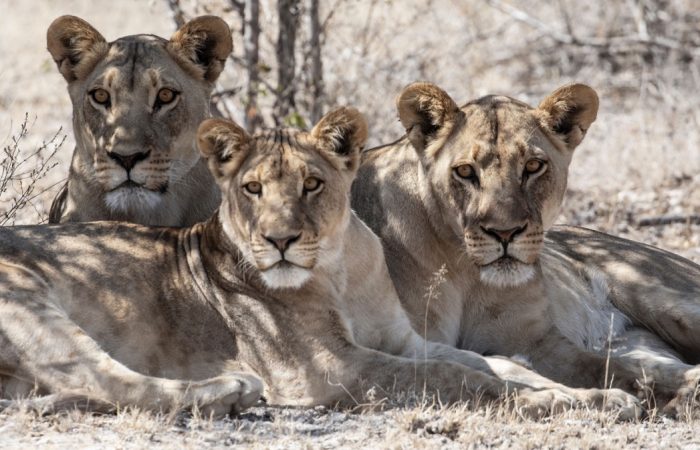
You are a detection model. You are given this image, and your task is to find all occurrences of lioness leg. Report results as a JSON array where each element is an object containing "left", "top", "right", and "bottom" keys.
[
  {"left": 0, "top": 291, "right": 261, "bottom": 416},
  {"left": 609, "top": 328, "right": 699, "bottom": 415},
  {"left": 527, "top": 326, "right": 698, "bottom": 413},
  {"left": 612, "top": 285, "right": 700, "bottom": 364},
  {"left": 526, "top": 327, "right": 642, "bottom": 392},
  {"left": 337, "top": 346, "right": 597, "bottom": 419},
  {"left": 547, "top": 227, "right": 700, "bottom": 363},
  {"left": 398, "top": 333, "right": 639, "bottom": 418}
]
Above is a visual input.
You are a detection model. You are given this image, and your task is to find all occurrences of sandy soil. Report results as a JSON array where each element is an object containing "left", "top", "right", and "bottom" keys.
[{"left": 1, "top": 404, "right": 699, "bottom": 450}]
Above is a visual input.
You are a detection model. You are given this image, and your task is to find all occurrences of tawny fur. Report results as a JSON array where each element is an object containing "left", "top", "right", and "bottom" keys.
[
  {"left": 0, "top": 108, "right": 639, "bottom": 419},
  {"left": 352, "top": 82, "right": 700, "bottom": 415},
  {"left": 46, "top": 15, "right": 232, "bottom": 226}
]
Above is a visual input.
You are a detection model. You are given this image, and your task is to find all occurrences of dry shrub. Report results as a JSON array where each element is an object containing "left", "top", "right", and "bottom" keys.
[{"left": 0, "top": 114, "right": 63, "bottom": 225}]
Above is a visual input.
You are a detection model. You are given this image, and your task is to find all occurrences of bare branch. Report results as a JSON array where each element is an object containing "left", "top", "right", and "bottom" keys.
[
  {"left": 483, "top": 0, "right": 697, "bottom": 55},
  {"left": 637, "top": 214, "right": 700, "bottom": 227},
  {"left": 165, "top": 0, "right": 186, "bottom": 28},
  {"left": 0, "top": 115, "right": 64, "bottom": 225},
  {"left": 308, "top": 0, "right": 324, "bottom": 123}
]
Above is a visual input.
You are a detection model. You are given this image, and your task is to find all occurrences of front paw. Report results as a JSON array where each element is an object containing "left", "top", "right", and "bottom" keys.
[
  {"left": 575, "top": 388, "right": 641, "bottom": 421},
  {"left": 662, "top": 367, "right": 700, "bottom": 418},
  {"left": 513, "top": 388, "right": 576, "bottom": 419},
  {"left": 192, "top": 373, "right": 263, "bottom": 418}
]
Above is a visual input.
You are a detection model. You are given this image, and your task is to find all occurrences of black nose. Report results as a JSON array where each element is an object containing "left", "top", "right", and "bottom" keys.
[
  {"left": 264, "top": 233, "right": 301, "bottom": 253},
  {"left": 107, "top": 150, "right": 151, "bottom": 172},
  {"left": 482, "top": 225, "right": 527, "bottom": 244}
]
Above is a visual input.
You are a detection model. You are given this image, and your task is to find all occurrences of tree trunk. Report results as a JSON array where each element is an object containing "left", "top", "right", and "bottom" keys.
[
  {"left": 243, "top": 0, "right": 263, "bottom": 132},
  {"left": 309, "top": 0, "right": 324, "bottom": 124},
  {"left": 275, "top": 0, "right": 301, "bottom": 125}
]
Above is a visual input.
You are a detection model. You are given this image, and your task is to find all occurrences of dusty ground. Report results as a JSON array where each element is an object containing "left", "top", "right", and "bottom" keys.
[
  {"left": 0, "top": 1, "right": 699, "bottom": 448},
  {"left": 1, "top": 403, "right": 699, "bottom": 450}
]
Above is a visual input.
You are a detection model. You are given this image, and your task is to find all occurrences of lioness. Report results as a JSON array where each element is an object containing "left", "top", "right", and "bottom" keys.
[
  {"left": 0, "top": 108, "right": 638, "bottom": 418},
  {"left": 352, "top": 82, "right": 700, "bottom": 413},
  {"left": 47, "top": 15, "right": 232, "bottom": 226}
]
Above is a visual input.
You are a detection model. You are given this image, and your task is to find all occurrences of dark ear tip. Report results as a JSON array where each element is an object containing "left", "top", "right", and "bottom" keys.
[
  {"left": 47, "top": 15, "right": 90, "bottom": 46},
  {"left": 397, "top": 82, "right": 444, "bottom": 104},
  {"left": 176, "top": 15, "right": 233, "bottom": 57},
  {"left": 197, "top": 118, "right": 229, "bottom": 134},
  {"left": 48, "top": 15, "right": 84, "bottom": 30},
  {"left": 197, "top": 118, "right": 248, "bottom": 152}
]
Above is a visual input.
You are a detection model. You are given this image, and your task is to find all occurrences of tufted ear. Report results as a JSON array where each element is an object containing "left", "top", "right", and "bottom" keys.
[
  {"left": 397, "top": 82, "right": 461, "bottom": 154},
  {"left": 46, "top": 15, "right": 108, "bottom": 83},
  {"left": 311, "top": 107, "right": 368, "bottom": 172},
  {"left": 168, "top": 16, "right": 233, "bottom": 83},
  {"left": 536, "top": 83, "right": 599, "bottom": 150},
  {"left": 197, "top": 119, "right": 251, "bottom": 179}
]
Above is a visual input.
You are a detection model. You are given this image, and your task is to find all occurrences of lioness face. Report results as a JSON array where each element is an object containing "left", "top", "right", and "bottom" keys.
[
  {"left": 47, "top": 15, "right": 233, "bottom": 215},
  {"left": 398, "top": 83, "right": 598, "bottom": 288},
  {"left": 198, "top": 108, "right": 367, "bottom": 289}
]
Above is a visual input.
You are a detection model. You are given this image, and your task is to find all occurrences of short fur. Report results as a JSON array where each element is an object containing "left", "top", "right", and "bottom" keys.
[
  {"left": 352, "top": 82, "right": 700, "bottom": 415},
  {"left": 46, "top": 15, "right": 232, "bottom": 226},
  {"left": 0, "top": 109, "right": 638, "bottom": 418}
]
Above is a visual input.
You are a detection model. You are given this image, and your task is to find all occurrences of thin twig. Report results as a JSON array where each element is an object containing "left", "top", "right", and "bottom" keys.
[
  {"left": 484, "top": 0, "right": 698, "bottom": 55},
  {"left": 637, "top": 214, "right": 700, "bottom": 227}
]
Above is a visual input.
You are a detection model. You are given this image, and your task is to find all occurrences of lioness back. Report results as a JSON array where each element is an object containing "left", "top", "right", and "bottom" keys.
[{"left": 46, "top": 15, "right": 233, "bottom": 226}]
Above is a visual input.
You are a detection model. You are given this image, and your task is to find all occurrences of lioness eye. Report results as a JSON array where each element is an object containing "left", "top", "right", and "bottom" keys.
[
  {"left": 525, "top": 159, "right": 545, "bottom": 174},
  {"left": 303, "top": 177, "right": 323, "bottom": 193},
  {"left": 157, "top": 88, "right": 176, "bottom": 105},
  {"left": 91, "top": 89, "right": 110, "bottom": 106},
  {"left": 244, "top": 181, "right": 262, "bottom": 195},
  {"left": 453, "top": 164, "right": 475, "bottom": 180}
]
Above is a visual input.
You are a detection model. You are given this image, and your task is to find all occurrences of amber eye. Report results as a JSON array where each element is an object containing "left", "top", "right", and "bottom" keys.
[
  {"left": 525, "top": 159, "right": 545, "bottom": 174},
  {"left": 303, "top": 177, "right": 323, "bottom": 193},
  {"left": 244, "top": 181, "right": 262, "bottom": 195},
  {"left": 453, "top": 164, "right": 476, "bottom": 180},
  {"left": 157, "top": 88, "right": 177, "bottom": 105},
  {"left": 91, "top": 88, "right": 110, "bottom": 106}
]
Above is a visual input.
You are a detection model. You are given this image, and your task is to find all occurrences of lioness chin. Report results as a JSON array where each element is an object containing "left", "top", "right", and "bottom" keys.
[
  {"left": 46, "top": 15, "right": 232, "bottom": 226},
  {"left": 0, "top": 108, "right": 639, "bottom": 419},
  {"left": 352, "top": 82, "right": 700, "bottom": 415}
]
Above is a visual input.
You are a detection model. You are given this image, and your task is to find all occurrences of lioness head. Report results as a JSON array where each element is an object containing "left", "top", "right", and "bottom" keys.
[
  {"left": 197, "top": 108, "right": 368, "bottom": 289},
  {"left": 47, "top": 15, "right": 232, "bottom": 215},
  {"left": 397, "top": 82, "right": 598, "bottom": 288}
]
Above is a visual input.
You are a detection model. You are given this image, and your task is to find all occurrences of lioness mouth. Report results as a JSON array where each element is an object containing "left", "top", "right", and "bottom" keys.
[
  {"left": 112, "top": 180, "right": 168, "bottom": 194},
  {"left": 269, "top": 260, "right": 296, "bottom": 270},
  {"left": 487, "top": 255, "right": 527, "bottom": 268},
  {"left": 115, "top": 180, "right": 143, "bottom": 190}
]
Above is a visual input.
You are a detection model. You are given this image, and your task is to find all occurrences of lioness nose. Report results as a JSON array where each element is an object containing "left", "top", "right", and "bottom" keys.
[
  {"left": 107, "top": 150, "right": 151, "bottom": 172},
  {"left": 483, "top": 225, "right": 526, "bottom": 244},
  {"left": 264, "top": 233, "right": 301, "bottom": 253}
]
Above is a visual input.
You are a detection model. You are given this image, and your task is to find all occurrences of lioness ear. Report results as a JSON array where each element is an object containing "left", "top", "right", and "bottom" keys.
[
  {"left": 397, "top": 82, "right": 461, "bottom": 153},
  {"left": 311, "top": 107, "right": 368, "bottom": 172},
  {"left": 168, "top": 16, "right": 233, "bottom": 83},
  {"left": 197, "top": 119, "right": 251, "bottom": 179},
  {"left": 46, "top": 15, "right": 108, "bottom": 82},
  {"left": 537, "top": 83, "right": 599, "bottom": 150}
]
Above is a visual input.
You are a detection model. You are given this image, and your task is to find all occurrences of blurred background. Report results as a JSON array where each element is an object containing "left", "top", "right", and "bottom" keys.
[{"left": 0, "top": 0, "right": 698, "bottom": 260}]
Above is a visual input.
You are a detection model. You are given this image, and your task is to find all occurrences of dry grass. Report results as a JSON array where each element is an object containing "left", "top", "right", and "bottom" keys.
[{"left": 1, "top": 400, "right": 699, "bottom": 449}]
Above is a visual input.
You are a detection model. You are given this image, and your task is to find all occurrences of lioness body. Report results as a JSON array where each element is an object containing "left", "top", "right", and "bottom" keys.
[
  {"left": 353, "top": 83, "right": 700, "bottom": 412},
  {"left": 47, "top": 15, "right": 232, "bottom": 226},
  {"left": 0, "top": 109, "right": 639, "bottom": 417}
]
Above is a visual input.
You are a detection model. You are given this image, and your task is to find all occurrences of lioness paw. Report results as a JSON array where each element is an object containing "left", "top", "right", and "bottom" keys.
[
  {"left": 514, "top": 389, "right": 576, "bottom": 420},
  {"left": 193, "top": 373, "right": 263, "bottom": 418},
  {"left": 576, "top": 388, "right": 641, "bottom": 421},
  {"left": 663, "top": 367, "right": 700, "bottom": 418}
]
